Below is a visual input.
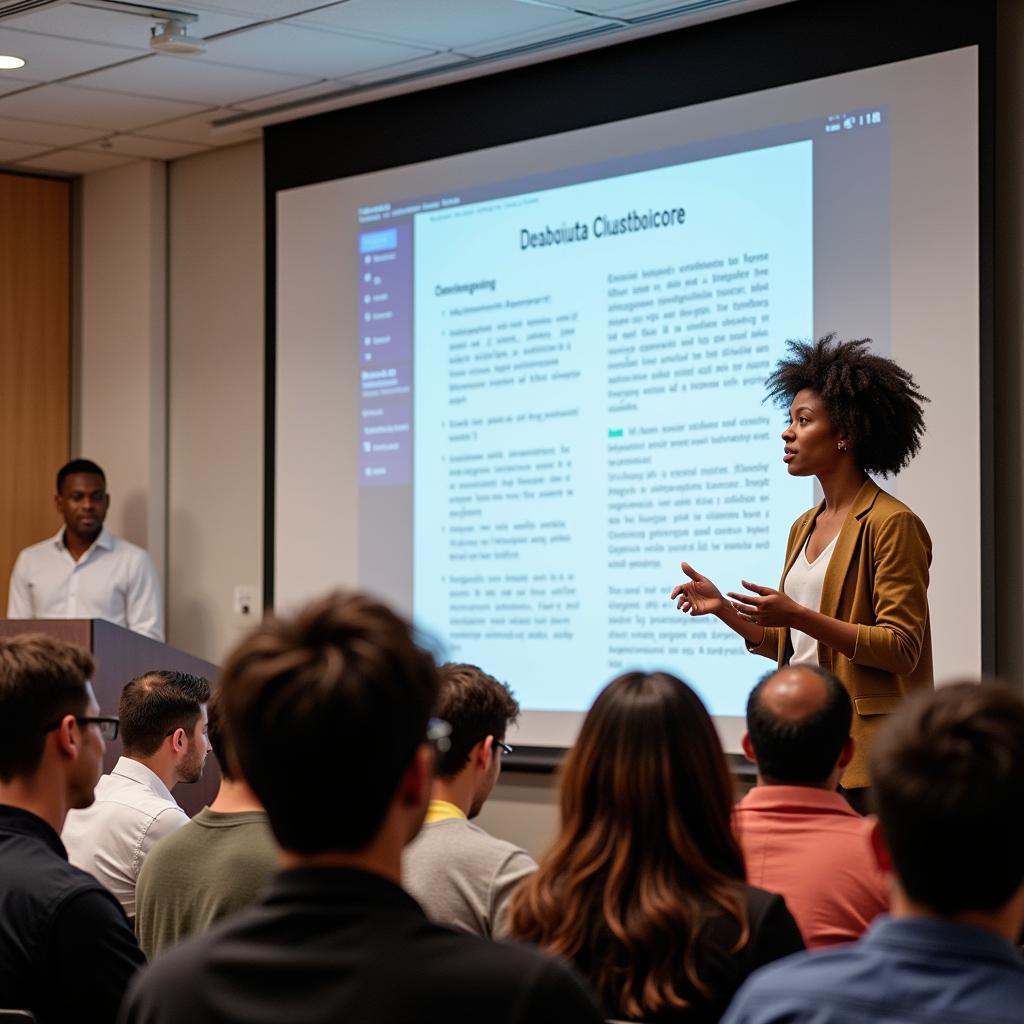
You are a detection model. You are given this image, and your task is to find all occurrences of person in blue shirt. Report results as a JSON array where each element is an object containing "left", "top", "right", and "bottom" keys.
[{"left": 723, "top": 681, "right": 1024, "bottom": 1024}]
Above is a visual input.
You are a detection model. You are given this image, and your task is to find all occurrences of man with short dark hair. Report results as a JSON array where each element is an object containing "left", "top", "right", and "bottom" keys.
[
  {"left": 724, "top": 682, "right": 1024, "bottom": 1024},
  {"left": 121, "top": 593, "right": 604, "bottom": 1024},
  {"left": 7, "top": 458, "right": 164, "bottom": 639},
  {"left": 735, "top": 665, "right": 888, "bottom": 946},
  {"left": 135, "top": 687, "right": 277, "bottom": 958},
  {"left": 403, "top": 662, "right": 535, "bottom": 936},
  {"left": 0, "top": 633, "right": 144, "bottom": 1022},
  {"left": 62, "top": 670, "right": 210, "bottom": 922}
]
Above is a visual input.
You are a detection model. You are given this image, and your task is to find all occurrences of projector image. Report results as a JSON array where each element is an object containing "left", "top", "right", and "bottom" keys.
[{"left": 150, "top": 19, "right": 205, "bottom": 55}]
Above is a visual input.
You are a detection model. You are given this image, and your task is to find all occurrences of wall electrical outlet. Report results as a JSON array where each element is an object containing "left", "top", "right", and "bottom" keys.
[{"left": 233, "top": 585, "right": 258, "bottom": 617}]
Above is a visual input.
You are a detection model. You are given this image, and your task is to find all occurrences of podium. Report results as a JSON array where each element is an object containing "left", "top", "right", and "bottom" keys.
[{"left": 0, "top": 619, "right": 220, "bottom": 817}]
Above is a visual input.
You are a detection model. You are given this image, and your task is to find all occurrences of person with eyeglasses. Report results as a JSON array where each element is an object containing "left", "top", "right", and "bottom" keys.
[
  {"left": 403, "top": 662, "right": 535, "bottom": 938},
  {"left": 121, "top": 592, "right": 604, "bottom": 1024},
  {"left": 0, "top": 633, "right": 144, "bottom": 1024}
]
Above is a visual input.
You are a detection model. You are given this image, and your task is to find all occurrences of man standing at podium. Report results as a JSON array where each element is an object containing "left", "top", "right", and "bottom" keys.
[{"left": 6, "top": 459, "right": 164, "bottom": 641}]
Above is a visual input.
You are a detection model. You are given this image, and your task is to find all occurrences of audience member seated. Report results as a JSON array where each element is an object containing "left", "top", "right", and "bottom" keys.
[
  {"left": 120, "top": 593, "right": 604, "bottom": 1024},
  {"left": 0, "top": 634, "right": 144, "bottom": 1023},
  {"left": 723, "top": 682, "right": 1024, "bottom": 1024},
  {"left": 509, "top": 671, "right": 804, "bottom": 1023},
  {"left": 736, "top": 665, "right": 888, "bottom": 947},
  {"left": 134, "top": 686, "right": 277, "bottom": 958},
  {"left": 403, "top": 662, "right": 536, "bottom": 937},
  {"left": 62, "top": 670, "right": 210, "bottom": 922}
]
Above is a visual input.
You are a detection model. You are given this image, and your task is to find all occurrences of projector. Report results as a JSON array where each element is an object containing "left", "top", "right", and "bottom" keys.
[{"left": 150, "top": 19, "right": 206, "bottom": 56}]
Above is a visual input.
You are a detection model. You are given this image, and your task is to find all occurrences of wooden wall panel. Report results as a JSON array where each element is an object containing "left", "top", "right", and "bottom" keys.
[{"left": 0, "top": 173, "right": 71, "bottom": 615}]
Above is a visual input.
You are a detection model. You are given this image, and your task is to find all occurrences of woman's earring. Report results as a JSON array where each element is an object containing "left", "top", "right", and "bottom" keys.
[{"left": 837, "top": 441, "right": 847, "bottom": 451}]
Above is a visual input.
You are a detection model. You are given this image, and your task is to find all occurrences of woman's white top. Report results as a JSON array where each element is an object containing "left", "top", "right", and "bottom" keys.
[{"left": 783, "top": 531, "right": 839, "bottom": 667}]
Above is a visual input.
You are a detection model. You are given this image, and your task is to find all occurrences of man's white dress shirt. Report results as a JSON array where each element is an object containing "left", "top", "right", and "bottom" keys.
[
  {"left": 61, "top": 756, "right": 189, "bottom": 922},
  {"left": 6, "top": 526, "right": 163, "bottom": 640}
]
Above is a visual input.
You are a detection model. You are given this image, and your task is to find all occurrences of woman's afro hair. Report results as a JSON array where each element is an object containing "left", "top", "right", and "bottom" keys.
[{"left": 764, "top": 333, "right": 928, "bottom": 477}]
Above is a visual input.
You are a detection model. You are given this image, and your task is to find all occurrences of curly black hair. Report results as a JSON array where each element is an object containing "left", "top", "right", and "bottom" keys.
[{"left": 764, "top": 333, "right": 928, "bottom": 477}]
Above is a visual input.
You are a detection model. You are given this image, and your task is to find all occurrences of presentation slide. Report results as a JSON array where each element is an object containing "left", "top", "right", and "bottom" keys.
[
  {"left": 410, "top": 142, "right": 814, "bottom": 712},
  {"left": 275, "top": 46, "right": 980, "bottom": 749}
]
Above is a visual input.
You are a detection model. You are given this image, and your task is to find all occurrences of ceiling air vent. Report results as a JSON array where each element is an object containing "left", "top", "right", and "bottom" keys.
[{"left": 0, "top": 0, "right": 68, "bottom": 17}]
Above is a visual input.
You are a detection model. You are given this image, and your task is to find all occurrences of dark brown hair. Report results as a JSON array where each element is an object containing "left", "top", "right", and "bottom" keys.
[
  {"left": 765, "top": 333, "right": 928, "bottom": 476},
  {"left": 205, "top": 687, "right": 236, "bottom": 781},
  {"left": 508, "top": 672, "right": 748, "bottom": 1019},
  {"left": 871, "top": 681, "right": 1024, "bottom": 914},
  {"left": 434, "top": 663, "right": 519, "bottom": 778},
  {"left": 217, "top": 591, "right": 438, "bottom": 854},
  {"left": 119, "top": 671, "right": 210, "bottom": 756},
  {"left": 0, "top": 634, "right": 94, "bottom": 780}
]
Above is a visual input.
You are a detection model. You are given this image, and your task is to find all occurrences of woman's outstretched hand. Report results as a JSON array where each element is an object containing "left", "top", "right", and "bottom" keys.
[
  {"left": 670, "top": 562, "right": 728, "bottom": 617},
  {"left": 726, "top": 581, "right": 802, "bottom": 628}
]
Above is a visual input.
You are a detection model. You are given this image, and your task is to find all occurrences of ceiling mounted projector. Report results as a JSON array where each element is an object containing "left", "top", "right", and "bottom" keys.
[{"left": 150, "top": 18, "right": 205, "bottom": 55}]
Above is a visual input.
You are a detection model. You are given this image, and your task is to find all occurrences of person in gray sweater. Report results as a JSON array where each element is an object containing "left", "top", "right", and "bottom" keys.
[{"left": 403, "top": 663, "right": 535, "bottom": 937}]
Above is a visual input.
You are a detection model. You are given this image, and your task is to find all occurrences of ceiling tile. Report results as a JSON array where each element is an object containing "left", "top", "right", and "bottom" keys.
[
  {"left": 81, "top": 134, "right": 210, "bottom": 161},
  {"left": 3, "top": 5, "right": 255, "bottom": 49},
  {"left": 0, "top": 75, "right": 39, "bottom": 97},
  {"left": 0, "top": 84, "right": 207, "bottom": 131},
  {"left": 135, "top": 106, "right": 259, "bottom": 144},
  {"left": 202, "top": 23, "right": 431, "bottom": 79},
  {"left": 347, "top": 50, "right": 472, "bottom": 87},
  {"left": 164, "top": 0, "right": 332, "bottom": 16},
  {"left": 0, "top": 27, "right": 143, "bottom": 80},
  {"left": 0, "top": 116, "right": 105, "bottom": 146},
  {"left": 15, "top": 147, "right": 136, "bottom": 174},
  {"left": 575, "top": 0, "right": 752, "bottom": 14},
  {"left": 74, "top": 53, "right": 319, "bottom": 106},
  {"left": 456, "top": 16, "right": 610, "bottom": 57},
  {"left": 0, "top": 137, "right": 50, "bottom": 162},
  {"left": 232, "top": 79, "right": 351, "bottom": 112},
  {"left": 294, "top": 0, "right": 602, "bottom": 50}
]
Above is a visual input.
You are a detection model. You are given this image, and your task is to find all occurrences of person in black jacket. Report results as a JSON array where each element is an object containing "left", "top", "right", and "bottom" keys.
[
  {"left": 509, "top": 671, "right": 804, "bottom": 1023},
  {"left": 0, "top": 633, "right": 144, "bottom": 1024},
  {"left": 120, "top": 592, "right": 603, "bottom": 1024}
]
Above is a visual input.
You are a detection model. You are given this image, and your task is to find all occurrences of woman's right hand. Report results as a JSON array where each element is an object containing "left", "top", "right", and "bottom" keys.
[{"left": 669, "top": 562, "right": 728, "bottom": 617}]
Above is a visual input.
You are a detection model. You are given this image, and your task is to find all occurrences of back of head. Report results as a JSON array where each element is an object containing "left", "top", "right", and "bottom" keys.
[
  {"left": 120, "top": 671, "right": 210, "bottom": 757},
  {"left": 0, "top": 634, "right": 95, "bottom": 781},
  {"left": 871, "top": 682, "right": 1024, "bottom": 916},
  {"left": 510, "top": 671, "right": 745, "bottom": 1018},
  {"left": 205, "top": 687, "right": 237, "bottom": 781},
  {"left": 433, "top": 663, "right": 519, "bottom": 779},
  {"left": 746, "top": 666, "right": 852, "bottom": 785},
  {"left": 217, "top": 591, "right": 438, "bottom": 854}
]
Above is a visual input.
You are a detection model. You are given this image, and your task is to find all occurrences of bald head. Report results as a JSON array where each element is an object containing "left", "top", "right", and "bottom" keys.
[
  {"left": 757, "top": 666, "right": 831, "bottom": 723},
  {"left": 746, "top": 666, "right": 852, "bottom": 786}
]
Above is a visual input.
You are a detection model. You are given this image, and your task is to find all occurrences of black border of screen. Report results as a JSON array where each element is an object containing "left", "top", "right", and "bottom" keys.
[{"left": 263, "top": 0, "right": 996, "bottom": 689}]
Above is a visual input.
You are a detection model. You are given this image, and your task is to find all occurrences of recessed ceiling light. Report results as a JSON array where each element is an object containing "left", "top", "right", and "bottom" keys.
[{"left": 0, "top": 55, "right": 26, "bottom": 71}]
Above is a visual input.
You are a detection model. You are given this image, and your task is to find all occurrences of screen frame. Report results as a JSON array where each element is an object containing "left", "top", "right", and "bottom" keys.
[{"left": 263, "top": 0, "right": 996, "bottom": 766}]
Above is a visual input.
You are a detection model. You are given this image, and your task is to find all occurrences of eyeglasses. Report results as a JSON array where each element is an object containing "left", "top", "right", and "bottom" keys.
[
  {"left": 43, "top": 715, "right": 120, "bottom": 741},
  {"left": 427, "top": 717, "right": 451, "bottom": 753},
  {"left": 493, "top": 739, "right": 513, "bottom": 757}
]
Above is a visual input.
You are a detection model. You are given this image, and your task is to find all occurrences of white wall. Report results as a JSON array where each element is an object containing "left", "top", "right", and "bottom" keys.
[
  {"left": 76, "top": 160, "right": 167, "bottom": 578},
  {"left": 166, "top": 141, "right": 264, "bottom": 662}
]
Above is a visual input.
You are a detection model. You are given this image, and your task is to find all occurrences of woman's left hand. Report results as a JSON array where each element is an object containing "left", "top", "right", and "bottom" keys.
[{"left": 726, "top": 581, "right": 804, "bottom": 628}]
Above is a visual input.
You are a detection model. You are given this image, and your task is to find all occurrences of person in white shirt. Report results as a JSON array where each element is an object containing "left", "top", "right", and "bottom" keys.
[
  {"left": 62, "top": 669, "right": 211, "bottom": 923},
  {"left": 403, "top": 663, "right": 536, "bottom": 937},
  {"left": 6, "top": 458, "right": 164, "bottom": 641}
]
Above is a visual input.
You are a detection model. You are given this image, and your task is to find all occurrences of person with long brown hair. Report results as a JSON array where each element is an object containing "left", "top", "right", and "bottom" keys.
[{"left": 508, "top": 672, "right": 803, "bottom": 1023}]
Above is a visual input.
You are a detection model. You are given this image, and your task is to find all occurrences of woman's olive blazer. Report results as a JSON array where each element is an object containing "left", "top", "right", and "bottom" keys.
[{"left": 748, "top": 479, "right": 933, "bottom": 788}]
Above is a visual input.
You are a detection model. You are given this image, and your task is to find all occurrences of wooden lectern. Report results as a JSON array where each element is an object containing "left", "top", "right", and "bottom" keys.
[{"left": 0, "top": 619, "right": 220, "bottom": 816}]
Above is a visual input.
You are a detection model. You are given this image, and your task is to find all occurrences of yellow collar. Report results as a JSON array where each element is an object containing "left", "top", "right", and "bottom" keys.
[{"left": 424, "top": 799, "right": 467, "bottom": 824}]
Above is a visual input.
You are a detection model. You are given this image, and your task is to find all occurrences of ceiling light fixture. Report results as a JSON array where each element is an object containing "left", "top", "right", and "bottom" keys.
[
  {"left": 149, "top": 17, "right": 205, "bottom": 55},
  {"left": 0, "top": 54, "right": 26, "bottom": 70}
]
